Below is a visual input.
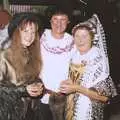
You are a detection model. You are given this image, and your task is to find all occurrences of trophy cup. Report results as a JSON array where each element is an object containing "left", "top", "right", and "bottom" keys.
[{"left": 65, "top": 61, "right": 86, "bottom": 120}]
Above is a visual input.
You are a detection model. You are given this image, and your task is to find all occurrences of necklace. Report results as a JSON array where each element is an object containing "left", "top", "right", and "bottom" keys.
[{"left": 41, "top": 33, "right": 74, "bottom": 54}]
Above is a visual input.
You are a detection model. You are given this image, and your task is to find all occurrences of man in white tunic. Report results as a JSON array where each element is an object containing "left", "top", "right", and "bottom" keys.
[{"left": 40, "top": 7, "right": 73, "bottom": 120}]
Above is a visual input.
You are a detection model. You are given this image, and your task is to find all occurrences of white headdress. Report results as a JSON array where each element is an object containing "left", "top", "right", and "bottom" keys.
[{"left": 92, "top": 14, "right": 109, "bottom": 75}]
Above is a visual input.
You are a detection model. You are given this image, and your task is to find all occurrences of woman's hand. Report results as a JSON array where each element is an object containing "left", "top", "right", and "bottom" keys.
[
  {"left": 26, "top": 82, "right": 44, "bottom": 97},
  {"left": 59, "top": 80, "right": 79, "bottom": 94}
]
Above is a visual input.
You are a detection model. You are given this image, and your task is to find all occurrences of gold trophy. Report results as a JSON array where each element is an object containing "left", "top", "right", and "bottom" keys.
[{"left": 65, "top": 60, "right": 86, "bottom": 120}]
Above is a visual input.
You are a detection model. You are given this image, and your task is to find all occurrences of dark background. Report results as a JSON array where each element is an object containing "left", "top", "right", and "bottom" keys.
[{"left": 3, "top": 0, "right": 120, "bottom": 119}]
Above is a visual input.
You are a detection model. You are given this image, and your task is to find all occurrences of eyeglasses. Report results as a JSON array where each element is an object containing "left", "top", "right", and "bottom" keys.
[{"left": 52, "top": 19, "right": 69, "bottom": 24}]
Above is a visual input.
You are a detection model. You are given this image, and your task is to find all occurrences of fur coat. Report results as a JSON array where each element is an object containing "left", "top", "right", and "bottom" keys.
[{"left": 0, "top": 28, "right": 43, "bottom": 120}]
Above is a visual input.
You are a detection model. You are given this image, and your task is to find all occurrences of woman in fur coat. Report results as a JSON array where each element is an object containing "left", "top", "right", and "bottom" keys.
[{"left": 0, "top": 12, "right": 44, "bottom": 120}]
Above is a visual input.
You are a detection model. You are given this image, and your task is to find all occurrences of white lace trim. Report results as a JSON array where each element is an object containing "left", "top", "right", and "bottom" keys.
[{"left": 41, "top": 29, "right": 73, "bottom": 54}]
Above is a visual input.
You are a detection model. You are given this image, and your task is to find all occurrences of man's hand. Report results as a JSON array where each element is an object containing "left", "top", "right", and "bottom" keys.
[{"left": 59, "top": 80, "right": 78, "bottom": 94}]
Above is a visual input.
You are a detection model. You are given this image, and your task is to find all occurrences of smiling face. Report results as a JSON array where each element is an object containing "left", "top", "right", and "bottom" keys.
[
  {"left": 20, "top": 22, "right": 36, "bottom": 48},
  {"left": 50, "top": 14, "right": 69, "bottom": 38},
  {"left": 74, "top": 28, "right": 93, "bottom": 54}
]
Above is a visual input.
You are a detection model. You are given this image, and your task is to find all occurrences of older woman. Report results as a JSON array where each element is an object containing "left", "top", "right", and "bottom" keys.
[{"left": 60, "top": 14, "right": 117, "bottom": 120}]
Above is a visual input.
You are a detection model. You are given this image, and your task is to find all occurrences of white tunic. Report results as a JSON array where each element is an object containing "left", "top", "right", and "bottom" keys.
[
  {"left": 40, "top": 29, "right": 73, "bottom": 103},
  {"left": 71, "top": 46, "right": 112, "bottom": 120}
]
